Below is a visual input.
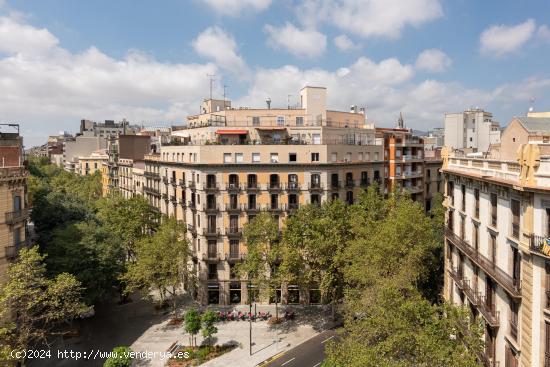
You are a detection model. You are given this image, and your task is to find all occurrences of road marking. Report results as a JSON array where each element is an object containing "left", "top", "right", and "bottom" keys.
[
  {"left": 281, "top": 357, "right": 295, "bottom": 366},
  {"left": 321, "top": 335, "right": 335, "bottom": 344},
  {"left": 313, "top": 363, "right": 321, "bottom": 367}
]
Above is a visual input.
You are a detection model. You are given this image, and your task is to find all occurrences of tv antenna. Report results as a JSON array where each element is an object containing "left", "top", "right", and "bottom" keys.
[
  {"left": 223, "top": 85, "right": 228, "bottom": 101},
  {"left": 207, "top": 74, "right": 215, "bottom": 100}
]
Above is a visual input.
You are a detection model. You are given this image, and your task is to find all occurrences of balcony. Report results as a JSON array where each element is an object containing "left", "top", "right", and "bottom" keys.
[
  {"left": 208, "top": 271, "right": 218, "bottom": 280},
  {"left": 227, "top": 252, "right": 245, "bottom": 262},
  {"left": 144, "top": 171, "right": 160, "bottom": 179},
  {"left": 161, "top": 193, "right": 168, "bottom": 200},
  {"left": 170, "top": 195, "right": 177, "bottom": 203},
  {"left": 511, "top": 223, "right": 520, "bottom": 240},
  {"left": 5, "top": 238, "right": 32, "bottom": 259},
  {"left": 246, "top": 183, "right": 261, "bottom": 191},
  {"left": 225, "top": 183, "right": 242, "bottom": 192},
  {"left": 170, "top": 178, "right": 177, "bottom": 187},
  {"left": 225, "top": 227, "right": 242, "bottom": 238},
  {"left": 144, "top": 186, "right": 161, "bottom": 196},
  {"left": 188, "top": 201, "right": 197, "bottom": 211},
  {"left": 5, "top": 208, "right": 29, "bottom": 224},
  {"left": 188, "top": 181, "right": 196, "bottom": 190},
  {"left": 245, "top": 203, "right": 261, "bottom": 212},
  {"left": 308, "top": 182, "right": 323, "bottom": 191},
  {"left": 403, "top": 185, "right": 423, "bottom": 194},
  {"left": 285, "top": 203, "right": 300, "bottom": 212},
  {"left": 445, "top": 228, "right": 521, "bottom": 299},
  {"left": 203, "top": 204, "right": 219, "bottom": 213},
  {"left": 267, "top": 203, "right": 284, "bottom": 212},
  {"left": 478, "top": 294, "right": 500, "bottom": 327},
  {"left": 344, "top": 180, "right": 355, "bottom": 189},
  {"left": 330, "top": 181, "right": 341, "bottom": 190},
  {"left": 179, "top": 179, "right": 186, "bottom": 188},
  {"left": 285, "top": 182, "right": 300, "bottom": 192},
  {"left": 180, "top": 200, "right": 187, "bottom": 209},
  {"left": 203, "top": 182, "right": 219, "bottom": 192},
  {"left": 529, "top": 234, "right": 550, "bottom": 257},
  {"left": 203, "top": 252, "right": 223, "bottom": 262},
  {"left": 202, "top": 228, "right": 221, "bottom": 237},
  {"left": 162, "top": 177, "right": 169, "bottom": 185},
  {"left": 187, "top": 224, "right": 197, "bottom": 237},
  {"left": 268, "top": 183, "right": 282, "bottom": 192},
  {"left": 225, "top": 203, "right": 241, "bottom": 212},
  {"left": 359, "top": 180, "right": 370, "bottom": 188}
]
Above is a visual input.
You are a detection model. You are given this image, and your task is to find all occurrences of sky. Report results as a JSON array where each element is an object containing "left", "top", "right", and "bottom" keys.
[{"left": 0, "top": 0, "right": 549, "bottom": 147}]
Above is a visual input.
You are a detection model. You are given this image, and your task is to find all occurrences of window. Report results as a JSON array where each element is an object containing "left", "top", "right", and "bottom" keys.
[
  {"left": 288, "top": 174, "right": 298, "bottom": 189},
  {"left": 545, "top": 263, "right": 550, "bottom": 309},
  {"left": 296, "top": 116, "right": 304, "bottom": 126},
  {"left": 228, "top": 174, "right": 239, "bottom": 189},
  {"left": 311, "top": 174, "right": 321, "bottom": 188},
  {"left": 248, "top": 194, "right": 257, "bottom": 210},
  {"left": 289, "top": 153, "right": 297, "bottom": 162},
  {"left": 229, "top": 194, "right": 238, "bottom": 210},
  {"left": 277, "top": 116, "right": 285, "bottom": 126},
  {"left": 473, "top": 224, "right": 479, "bottom": 251},
  {"left": 208, "top": 240, "right": 217, "bottom": 257},
  {"left": 13, "top": 195, "right": 21, "bottom": 211},
  {"left": 252, "top": 153, "right": 260, "bottom": 163},
  {"left": 331, "top": 173, "right": 339, "bottom": 188},
  {"left": 269, "top": 174, "right": 280, "bottom": 189},
  {"left": 546, "top": 322, "right": 550, "bottom": 367},
  {"left": 511, "top": 199, "right": 520, "bottom": 239},
  {"left": 474, "top": 188, "right": 479, "bottom": 219},
  {"left": 288, "top": 194, "right": 298, "bottom": 209},
  {"left": 208, "top": 263, "right": 217, "bottom": 280},
  {"left": 358, "top": 152, "right": 363, "bottom": 161},
  {"left": 512, "top": 247, "right": 520, "bottom": 288},
  {"left": 345, "top": 172, "right": 354, "bottom": 187},
  {"left": 311, "top": 194, "right": 320, "bottom": 205},
  {"left": 461, "top": 184, "right": 466, "bottom": 211},
  {"left": 252, "top": 116, "right": 260, "bottom": 126},
  {"left": 311, "top": 153, "right": 319, "bottom": 162},
  {"left": 346, "top": 152, "right": 352, "bottom": 161},
  {"left": 489, "top": 234, "right": 496, "bottom": 264},
  {"left": 374, "top": 152, "right": 379, "bottom": 160},
  {"left": 235, "top": 153, "right": 243, "bottom": 163},
  {"left": 229, "top": 215, "right": 239, "bottom": 231},
  {"left": 247, "top": 174, "right": 257, "bottom": 189},
  {"left": 230, "top": 240, "right": 239, "bottom": 258},
  {"left": 510, "top": 301, "right": 518, "bottom": 341},
  {"left": 346, "top": 191, "right": 353, "bottom": 205},
  {"left": 547, "top": 208, "right": 550, "bottom": 236},
  {"left": 447, "top": 181, "right": 454, "bottom": 206},
  {"left": 270, "top": 153, "right": 279, "bottom": 163},
  {"left": 331, "top": 153, "right": 337, "bottom": 162},
  {"left": 224, "top": 153, "right": 232, "bottom": 163},
  {"left": 311, "top": 133, "right": 321, "bottom": 145},
  {"left": 490, "top": 193, "right": 497, "bottom": 227},
  {"left": 271, "top": 194, "right": 279, "bottom": 209}
]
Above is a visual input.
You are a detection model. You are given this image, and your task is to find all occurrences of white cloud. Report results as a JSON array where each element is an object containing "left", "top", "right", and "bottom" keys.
[
  {"left": 537, "top": 25, "right": 550, "bottom": 43},
  {"left": 297, "top": 0, "right": 443, "bottom": 39},
  {"left": 192, "top": 26, "right": 247, "bottom": 76},
  {"left": 415, "top": 49, "right": 452, "bottom": 73},
  {"left": 264, "top": 22, "right": 326, "bottom": 58},
  {"left": 0, "top": 15, "right": 218, "bottom": 146},
  {"left": 200, "top": 0, "right": 271, "bottom": 16},
  {"left": 333, "top": 34, "right": 359, "bottom": 51},
  {"left": 480, "top": 19, "right": 536, "bottom": 57}
]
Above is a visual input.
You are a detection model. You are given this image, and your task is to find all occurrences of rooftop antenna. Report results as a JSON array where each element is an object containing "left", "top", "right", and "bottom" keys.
[
  {"left": 223, "top": 85, "right": 228, "bottom": 101},
  {"left": 287, "top": 95, "right": 292, "bottom": 109},
  {"left": 207, "top": 74, "right": 215, "bottom": 100}
]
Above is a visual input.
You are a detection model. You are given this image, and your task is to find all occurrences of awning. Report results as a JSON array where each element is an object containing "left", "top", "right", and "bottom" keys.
[
  {"left": 215, "top": 129, "right": 248, "bottom": 135},
  {"left": 255, "top": 127, "right": 286, "bottom": 131}
]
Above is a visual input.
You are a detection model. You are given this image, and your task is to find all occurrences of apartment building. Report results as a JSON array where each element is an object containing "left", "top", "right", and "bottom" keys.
[
  {"left": 77, "top": 149, "right": 108, "bottom": 176},
  {"left": 424, "top": 149, "right": 443, "bottom": 212},
  {"left": 443, "top": 111, "right": 550, "bottom": 367},
  {"left": 378, "top": 127, "right": 427, "bottom": 203},
  {"left": 444, "top": 108, "right": 501, "bottom": 153},
  {"left": 143, "top": 86, "right": 385, "bottom": 305},
  {"left": 0, "top": 125, "right": 29, "bottom": 285}
]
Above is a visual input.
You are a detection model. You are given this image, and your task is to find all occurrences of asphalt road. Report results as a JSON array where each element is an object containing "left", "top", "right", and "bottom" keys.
[{"left": 263, "top": 329, "right": 339, "bottom": 367}]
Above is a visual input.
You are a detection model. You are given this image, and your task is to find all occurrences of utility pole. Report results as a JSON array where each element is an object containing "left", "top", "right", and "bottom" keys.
[
  {"left": 249, "top": 301, "right": 252, "bottom": 355},
  {"left": 207, "top": 74, "right": 215, "bottom": 100}
]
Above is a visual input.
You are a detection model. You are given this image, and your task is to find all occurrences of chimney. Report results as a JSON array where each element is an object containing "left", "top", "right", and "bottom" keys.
[{"left": 266, "top": 97, "right": 271, "bottom": 109}]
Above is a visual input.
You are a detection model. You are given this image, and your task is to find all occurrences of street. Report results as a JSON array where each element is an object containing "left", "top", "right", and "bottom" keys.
[{"left": 262, "top": 329, "right": 339, "bottom": 367}]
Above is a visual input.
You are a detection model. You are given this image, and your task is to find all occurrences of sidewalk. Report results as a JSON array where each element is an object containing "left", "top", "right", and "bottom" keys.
[{"left": 130, "top": 305, "right": 333, "bottom": 367}]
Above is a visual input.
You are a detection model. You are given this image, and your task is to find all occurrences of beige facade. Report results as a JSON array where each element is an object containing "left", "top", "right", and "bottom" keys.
[
  {"left": 442, "top": 112, "right": 550, "bottom": 367},
  {"left": 77, "top": 149, "right": 108, "bottom": 176},
  {"left": 143, "top": 87, "right": 385, "bottom": 305}
]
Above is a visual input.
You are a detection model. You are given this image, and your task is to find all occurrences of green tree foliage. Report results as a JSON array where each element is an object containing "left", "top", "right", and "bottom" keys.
[
  {"left": 96, "top": 194, "right": 159, "bottom": 257},
  {"left": 237, "top": 212, "right": 280, "bottom": 304},
  {"left": 0, "top": 247, "right": 89, "bottom": 362},
  {"left": 184, "top": 310, "right": 201, "bottom": 347},
  {"left": 103, "top": 346, "right": 132, "bottom": 367},
  {"left": 201, "top": 310, "right": 218, "bottom": 346},
  {"left": 46, "top": 220, "right": 126, "bottom": 304},
  {"left": 122, "top": 217, "right": 189, "bottom": 312}
]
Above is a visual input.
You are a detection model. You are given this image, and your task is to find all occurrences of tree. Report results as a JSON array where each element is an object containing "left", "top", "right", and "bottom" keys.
[
  {"left": 122, "top": 217, "right": 189, "bottom": 312},
  {"left": 103, "top": 346, "right": 132, "bottom": 367},
  {"left": 201, "top": 310, "right": 218, "bottom": 346},
  {"left": 96, "top": 194, "right": 159, "bottom": 257},
  {"left": 0, "top": 247, "right": 89, "bottom": 363},
  {"left": 184, "top": 310, "right": 201, "bottom": 347},
  {"left": 237, "top": 213, "right": 280, "bottom": 313},
  {"left": 281, "top": 200, "right": 351, "bottom": 317},
  {"left": 46, "top": 220, "right": 126, "bottom": 304}
]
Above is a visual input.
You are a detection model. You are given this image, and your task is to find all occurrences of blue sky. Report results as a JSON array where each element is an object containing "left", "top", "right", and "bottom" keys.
[{"left": 1, "top": 0, "right": 549, "bottom": 147}]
